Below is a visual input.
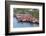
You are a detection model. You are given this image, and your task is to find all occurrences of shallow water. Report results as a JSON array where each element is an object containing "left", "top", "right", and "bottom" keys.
[{"left": 13, "top": 17, "right": 39, "bottom": 28}]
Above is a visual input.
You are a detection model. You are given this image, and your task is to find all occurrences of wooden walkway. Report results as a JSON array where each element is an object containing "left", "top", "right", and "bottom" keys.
[{"left": 15, "top": 14, "right": 39, "bottom": 24}]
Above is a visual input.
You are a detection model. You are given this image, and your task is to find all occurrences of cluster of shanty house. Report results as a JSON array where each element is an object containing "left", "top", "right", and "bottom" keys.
[{"left": 16, "top": 14, "right": 39, "bottom": 24}]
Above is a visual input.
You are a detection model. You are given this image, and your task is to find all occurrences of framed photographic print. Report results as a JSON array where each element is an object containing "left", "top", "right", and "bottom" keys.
[{"left": 5, "top": 1, "right": 45, "bottom": 35}]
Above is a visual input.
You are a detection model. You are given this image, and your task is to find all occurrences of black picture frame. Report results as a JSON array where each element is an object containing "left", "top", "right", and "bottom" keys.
[{"left": 5, "top": 1, "right": 45, "bottom": 35}]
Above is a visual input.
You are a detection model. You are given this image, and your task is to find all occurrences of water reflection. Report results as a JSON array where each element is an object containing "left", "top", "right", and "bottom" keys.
[{"left": 13, "top": 17, "right": 39, "bottom": 28}]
